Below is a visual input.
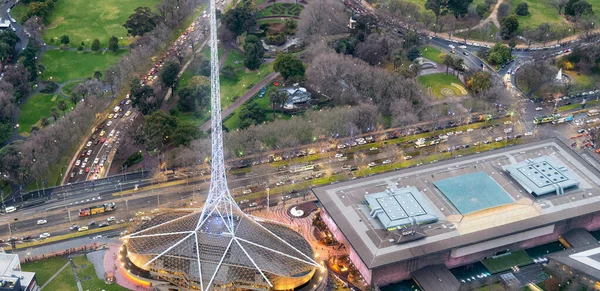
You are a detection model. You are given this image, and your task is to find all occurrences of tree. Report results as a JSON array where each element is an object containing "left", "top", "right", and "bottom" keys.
[
  {"left": 59, "top": 35, "right": 70, "bottom": 45},
  {"left": 581, "top": 13, "right": 597, "bottom": 37},
  {"left": 130, "top": 79, "right": 157, "bottom": 115},
  {"left": 518, "top": 61, "right": 557, "bottom": 96},
  {"left": 108, "top": 36, "right": 119, "bottom": 53},
  {"left": 223, "top": 0, "right": 256, "bottom": 36},
  {"left": 243, "top": 42, "right": 263, "bottom": 70},
  {"left": 466, "top": 71, "right": 492, "bottom": 93},
  {"left": 487, "top": 43, "right": 512, "bottom": 65},
  {"left": 90, "top": 39, "right": 100, "bottom": 51},
  {"left": 57, "top": 99, "right": 67, "bottom": 116},
  {"left": 516, "top": 2, "right": 530, "bottom": 15},
  {"left": 447, "top": 0, "right": 473, "bottom": 18},
  {"left": 443, "top": 54, "right": 454, "bottom": 74},
  {"left": 476, "top": 3, "right": 490, "bottom": 17},
  {"left": 221, "top": 65, "right": 236, "bottom": 80},
  {"left": 273, "top": 53, "right": 305, "bottom": 80},
  {"left": 269, "top": 90, "right": 288, "bottom": 114},
  {"left": 497, "top": 3, "right": 511, "bottom": 18},
  {"left": 548, "top": 0, "right": 569, "bottom": 14},
  {"left": 93, "top": 71, "right": 102, "bottom": 81},
  {"left": 172, "top": 122, "right": 202, "bottom": 147},
  {"left": 572, "top": 1, "right": 594, "bottom": 21},
  {"left": 407, "top": 46, "right": 420, "bottom": 61},
  {"left": 283, "top": 18, "right": 297, "bottom": 35},
  {"left": 160, "top": 61, "right": 180, "bottom": 92},
  {"left": 143, "top": 111, "right": 178, "bottom": 151},
  {"left": 199, "top": 59, "right": 211, "bottom": 77},
  {"left": 239, "top": 102, "right": 267, "bottom": 128},
  {"left": 177, "top": 87, "right": 197, "bottom": 112},
  {"left": 50, "top": 107, "right": 59, "bottom": 122},
  {"left": 425, "top": 0, "right": 448, "bottom": 24},
  {"left": 124, "top": 7, "right": 157, "bottom": 37},
  {"left": 500, "top": 14, "right": 519, "bottom": 39},
  {"left": 297, "top": 0, "right": 349, "bottom": 43}
]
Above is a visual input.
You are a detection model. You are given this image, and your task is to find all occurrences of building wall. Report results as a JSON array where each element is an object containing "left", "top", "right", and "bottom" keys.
[
  {"left": 320, "top": 209, "right": 372, "bottom": 284},
  {"left": 369, "top": 212, "right": 600, "bottom": 287}
]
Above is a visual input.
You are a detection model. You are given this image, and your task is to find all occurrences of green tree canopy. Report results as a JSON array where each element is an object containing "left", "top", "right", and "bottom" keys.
[
  {"left": 123, "top": 7, "right": 157, "bottom": 37},
  {"left": 487, "top": 43, "right": 512, "bottom": 65},
  {"left": 273, "top": 53, "right": 305, "bottom": 80},
  {"left": 223, "top": 0, "right": 256, "bottom": 36},
  {"left": 143, "top": 111, "right": 178, "bottom": 151},
  {"left": 108, "top": 36, "right": 119, "bottom": 53},
  {"left": 90, "top": 39, "right": 101, "bottom": 51},
  {"left": 515, "top": 2, "right": 529, "bottom": 15},
  {"left": 500, "top": 14, "right": 519, "bottom": 39},
  {"left": 160, "top": 61, "right": 181, "bottom": 91}
]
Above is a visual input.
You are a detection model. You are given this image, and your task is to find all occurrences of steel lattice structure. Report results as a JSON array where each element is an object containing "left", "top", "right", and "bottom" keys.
[{"left": 122, "top": 0, "right": 321, "bottom": 289}]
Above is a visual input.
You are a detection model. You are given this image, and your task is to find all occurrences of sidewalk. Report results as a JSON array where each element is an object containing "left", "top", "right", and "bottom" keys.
[{"left": 103, "top": 243, "right": 154, "bottom": 291}]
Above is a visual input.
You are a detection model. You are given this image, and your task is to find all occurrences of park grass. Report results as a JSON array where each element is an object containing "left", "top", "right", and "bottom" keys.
[
  {"left": 420, "top": 45, "right": 444, "bottom": 64},
  {"left": 258, "top": 18, "right": 286, "bottom": 25},
  {"left": 41, "top": 49, "right": 127, "bottom": 84},
  {"left": 220, "top": 62, "right": 274, "bottom": 108},
  {"left": 564, "top": 70, "right": 597, "bottom": 91},
  {"left": 510, "top": 0, "right": 562, "bottom": 32},
  {"left": 223, "top": 95, "right": 272, "bottom": 130},
  {"left": 418, "top": 73, "right": 464, "bottom": 99},
  {"left": 10, "top": 3, "right": 27, "bottom": 23},
  {"left": 21, "top": 256, "right": 69, "bottom": 286},
  {"left": 558, "top": 100, "right": 600, "bottom": 111},
  {"left": 455, "top": 22, "right": 498, "bottom": 42},
  {"left": 223, "top": 50, "right": 246, "bottom": 69},
  {"left": 257, "top": 3, "right": 303, "bottom": 18},
  {"left": 72, "top": 255, "right": 130, "bottom": 291},
  {"left": 481, "top": 250, "right": 533, "bottom": 274},
  {"left": 43, "top": 0, "right": 161, "bottom": 47},
  {"left": 18, "top": 93, "right": 70, "bottom": 135},
  {"left": 61, "top": 80, "right": 83, "bottom": 96}
]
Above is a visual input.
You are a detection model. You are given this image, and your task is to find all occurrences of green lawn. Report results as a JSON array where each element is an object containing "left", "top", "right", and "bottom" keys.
[
  {"left": 510, "top": 0, "right": 562, "bottom": 32},
  {"left": 10, "top": 3, "right": 28, "bottom": 23},
  {"left": 61, "top": 80, "right": 83, "bottom": 97},
  {"left": 21, "top": 256, "right": 69, "bottom": 286},
  {"left": 223, "top": 50, "right": 246, "bottom": 69},
  {"left": 41, "top": 49, "right": 127, "bottom": 83},
  {"left": 18, "top": 93, "right": 71, "bottom": 135},
  {"left": 72, "top": 255, "right": 131, "bottom": 291},
  {"left": 418, "top": 73, "right": 466, "bottom": 99},
  {"left": 455, "top": 22, "right": 498, "bottom": 42},
  {"left": 257, "top": 3, "right": 303, "bottom": 18},
  {"left": 220, "top": 62, "right": 274, "bottom": 108},
  {"left": 224, "top": 94, "right": 273, "bottom": 130},
  {"left": 43, "top": 0, "right": 161, "bottom": 47},
  {"left": 481, "top": 250, "right": 533, "bottom": 274},
  {"left": 420, "top": 45, "right": 444, "bottom": 64},
  {"left": 564, "top": 70, "right": 597, "bottom": 91}
]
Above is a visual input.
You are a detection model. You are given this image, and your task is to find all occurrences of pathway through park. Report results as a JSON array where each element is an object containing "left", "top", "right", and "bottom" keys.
[{"left": 39, "top": 261, "right": 71, "bottom": 290}]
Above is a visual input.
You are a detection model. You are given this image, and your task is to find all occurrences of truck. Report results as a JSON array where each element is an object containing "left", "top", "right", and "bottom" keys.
[{"left": 79, "top": 202, "right": 116, "bottom": 217}]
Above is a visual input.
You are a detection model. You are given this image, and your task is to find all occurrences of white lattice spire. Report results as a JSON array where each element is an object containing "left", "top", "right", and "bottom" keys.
[
  {"left": 122, "top": 0, "right": 322, "bottom": 289},
  {"left": 198, "top": 0, "right": 239, "bottom": 233}
]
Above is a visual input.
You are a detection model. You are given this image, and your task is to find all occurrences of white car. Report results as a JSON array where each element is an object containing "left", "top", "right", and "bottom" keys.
[
  {"left": 495, "top": 137, "right": 504, "bottom": 142},
  {"left": 93, "top": 158, "right": 99, "bottom": 165},
  {"left": 524, "top": 131, "right": 533, "bottom": 136},
  {"left": 86, "top": 141, "right": 92, "bottom": 147},
  {"left": 382, "top": 159, "right": 391, "bottom": 164},
  {"left": 78, "top": 226, "right": 88, "bottom": 232},
  {"left": 109, "top": 130, "right": 115, "bottom": 137},
  {"left": 141, "top": 216, "right": 152, "bottom": 221},
  {"left": 242, "top": 189, "right": 252, "bottom": 194},
  {"left": 107, "top": 216, "right": 116, "bottom": 222},
  {"left": 467, "top": 128, "right": 474, "bottom": 132},
  {"left": 368, "top": 162, "right": 377, "bottom": 168},
  {"left": 106, "top": 121, "right": 113, "bottom": 127},
  {"left": 335, "top": 153, "right": 344, "bottom": 158},
  {"left": 535, "top": 107, "right": 543, "bottom": 111},
  {"left": 125, "top": 100, "right": 131, "bottom": 105},
  {"left": 75, "top": 160, "right": 81, "bottom": 166},
  {"left": 39, "top": 233, "right": 50, "bottom": 239},
  {"left": 37, "top": 219, "right": 47, "bottom": 225}
]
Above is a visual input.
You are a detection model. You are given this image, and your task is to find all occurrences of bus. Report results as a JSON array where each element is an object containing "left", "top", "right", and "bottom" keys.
[
  {"left": 533, "top": 114, "right": 559, "bottom": 125},
  {"left": 290, "top": 164, "right": 316, "bottom": 173},
  {"left": 415, "top": 137, "right": 441, "bottom": 148},
  {"left": 79, "top": 202, "right": 116, "bottom": 217},
  {"left": 552, "top": 114, "right": 573, "bottom": 124}
]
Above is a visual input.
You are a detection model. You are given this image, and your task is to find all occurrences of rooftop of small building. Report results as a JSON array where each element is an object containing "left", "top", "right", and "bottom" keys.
[{"left": 313, "top": 139, "right": 600, "bottom": 269}]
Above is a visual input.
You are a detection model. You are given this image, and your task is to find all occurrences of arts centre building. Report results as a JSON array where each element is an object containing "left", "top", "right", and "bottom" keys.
[{"left": 314, "top": 139, "right": 600, "bottom": 289}]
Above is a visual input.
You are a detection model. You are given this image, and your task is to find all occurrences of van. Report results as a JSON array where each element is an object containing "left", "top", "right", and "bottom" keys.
[{"left": 5, "top": 206, "right": 16, "bottom": 213}]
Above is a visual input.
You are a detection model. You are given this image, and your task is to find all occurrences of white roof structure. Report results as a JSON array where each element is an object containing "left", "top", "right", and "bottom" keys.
[
  {"left": 365, "top": 187, "right": 438, "bottom": 230},
  {"left": 503, "top": 156, "right": 580, "bottom": 196},
  {"left": 123, "top": 0, "right": 321, "bottom": 289}
]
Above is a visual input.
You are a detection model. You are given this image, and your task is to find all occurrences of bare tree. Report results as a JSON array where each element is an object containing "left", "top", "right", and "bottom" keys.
[
  {"left": 23, "top": 17, "right": 45, "bottom": 41},
  {"left": 297, "top": 0, "right": 349, "bottom": 43},
  {"left": 547, "top": 0, "right": 569, "bottom": 15},
  {"left": 518, "top": 61, "right": 558, "bottom": 97}
]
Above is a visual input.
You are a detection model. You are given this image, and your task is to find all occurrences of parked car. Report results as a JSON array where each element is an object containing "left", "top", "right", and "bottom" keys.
[
  {"left": 107, "top": 216, "right": 116, "bottom": 222},
  {"left": 78, "top": 226, "right": 88, "bottom": 232},
  {"left": 39, "top": 233, "right": 50, "bottom": 239},
  {"left": 69, "top": 225, "right": 79, "bottom": 231},
  {"left": 88, "top": 221, "right": 96, "bottom": 226},
  {"left": 98, "top": 221, "right": 110, "bottom": 228},
  {"left": 36, "top": 219, "right": 47, "bottom": 225}
]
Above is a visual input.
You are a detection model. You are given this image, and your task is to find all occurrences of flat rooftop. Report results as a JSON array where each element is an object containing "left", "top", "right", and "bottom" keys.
[
  {"left": 549, "top": 244, "right": 600, "bottom": 280},
  {"left": 313, "top": 139, "right": 600, "bottom": 269},
  {"left": 365, "top": 187, "right": 438, "bottom": 230},
  {"left": 433, "top": 172, "right": 514, "bottom": 214},
  {"left": 503, "top": 156, "right": 580, "bottom": 196}
]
